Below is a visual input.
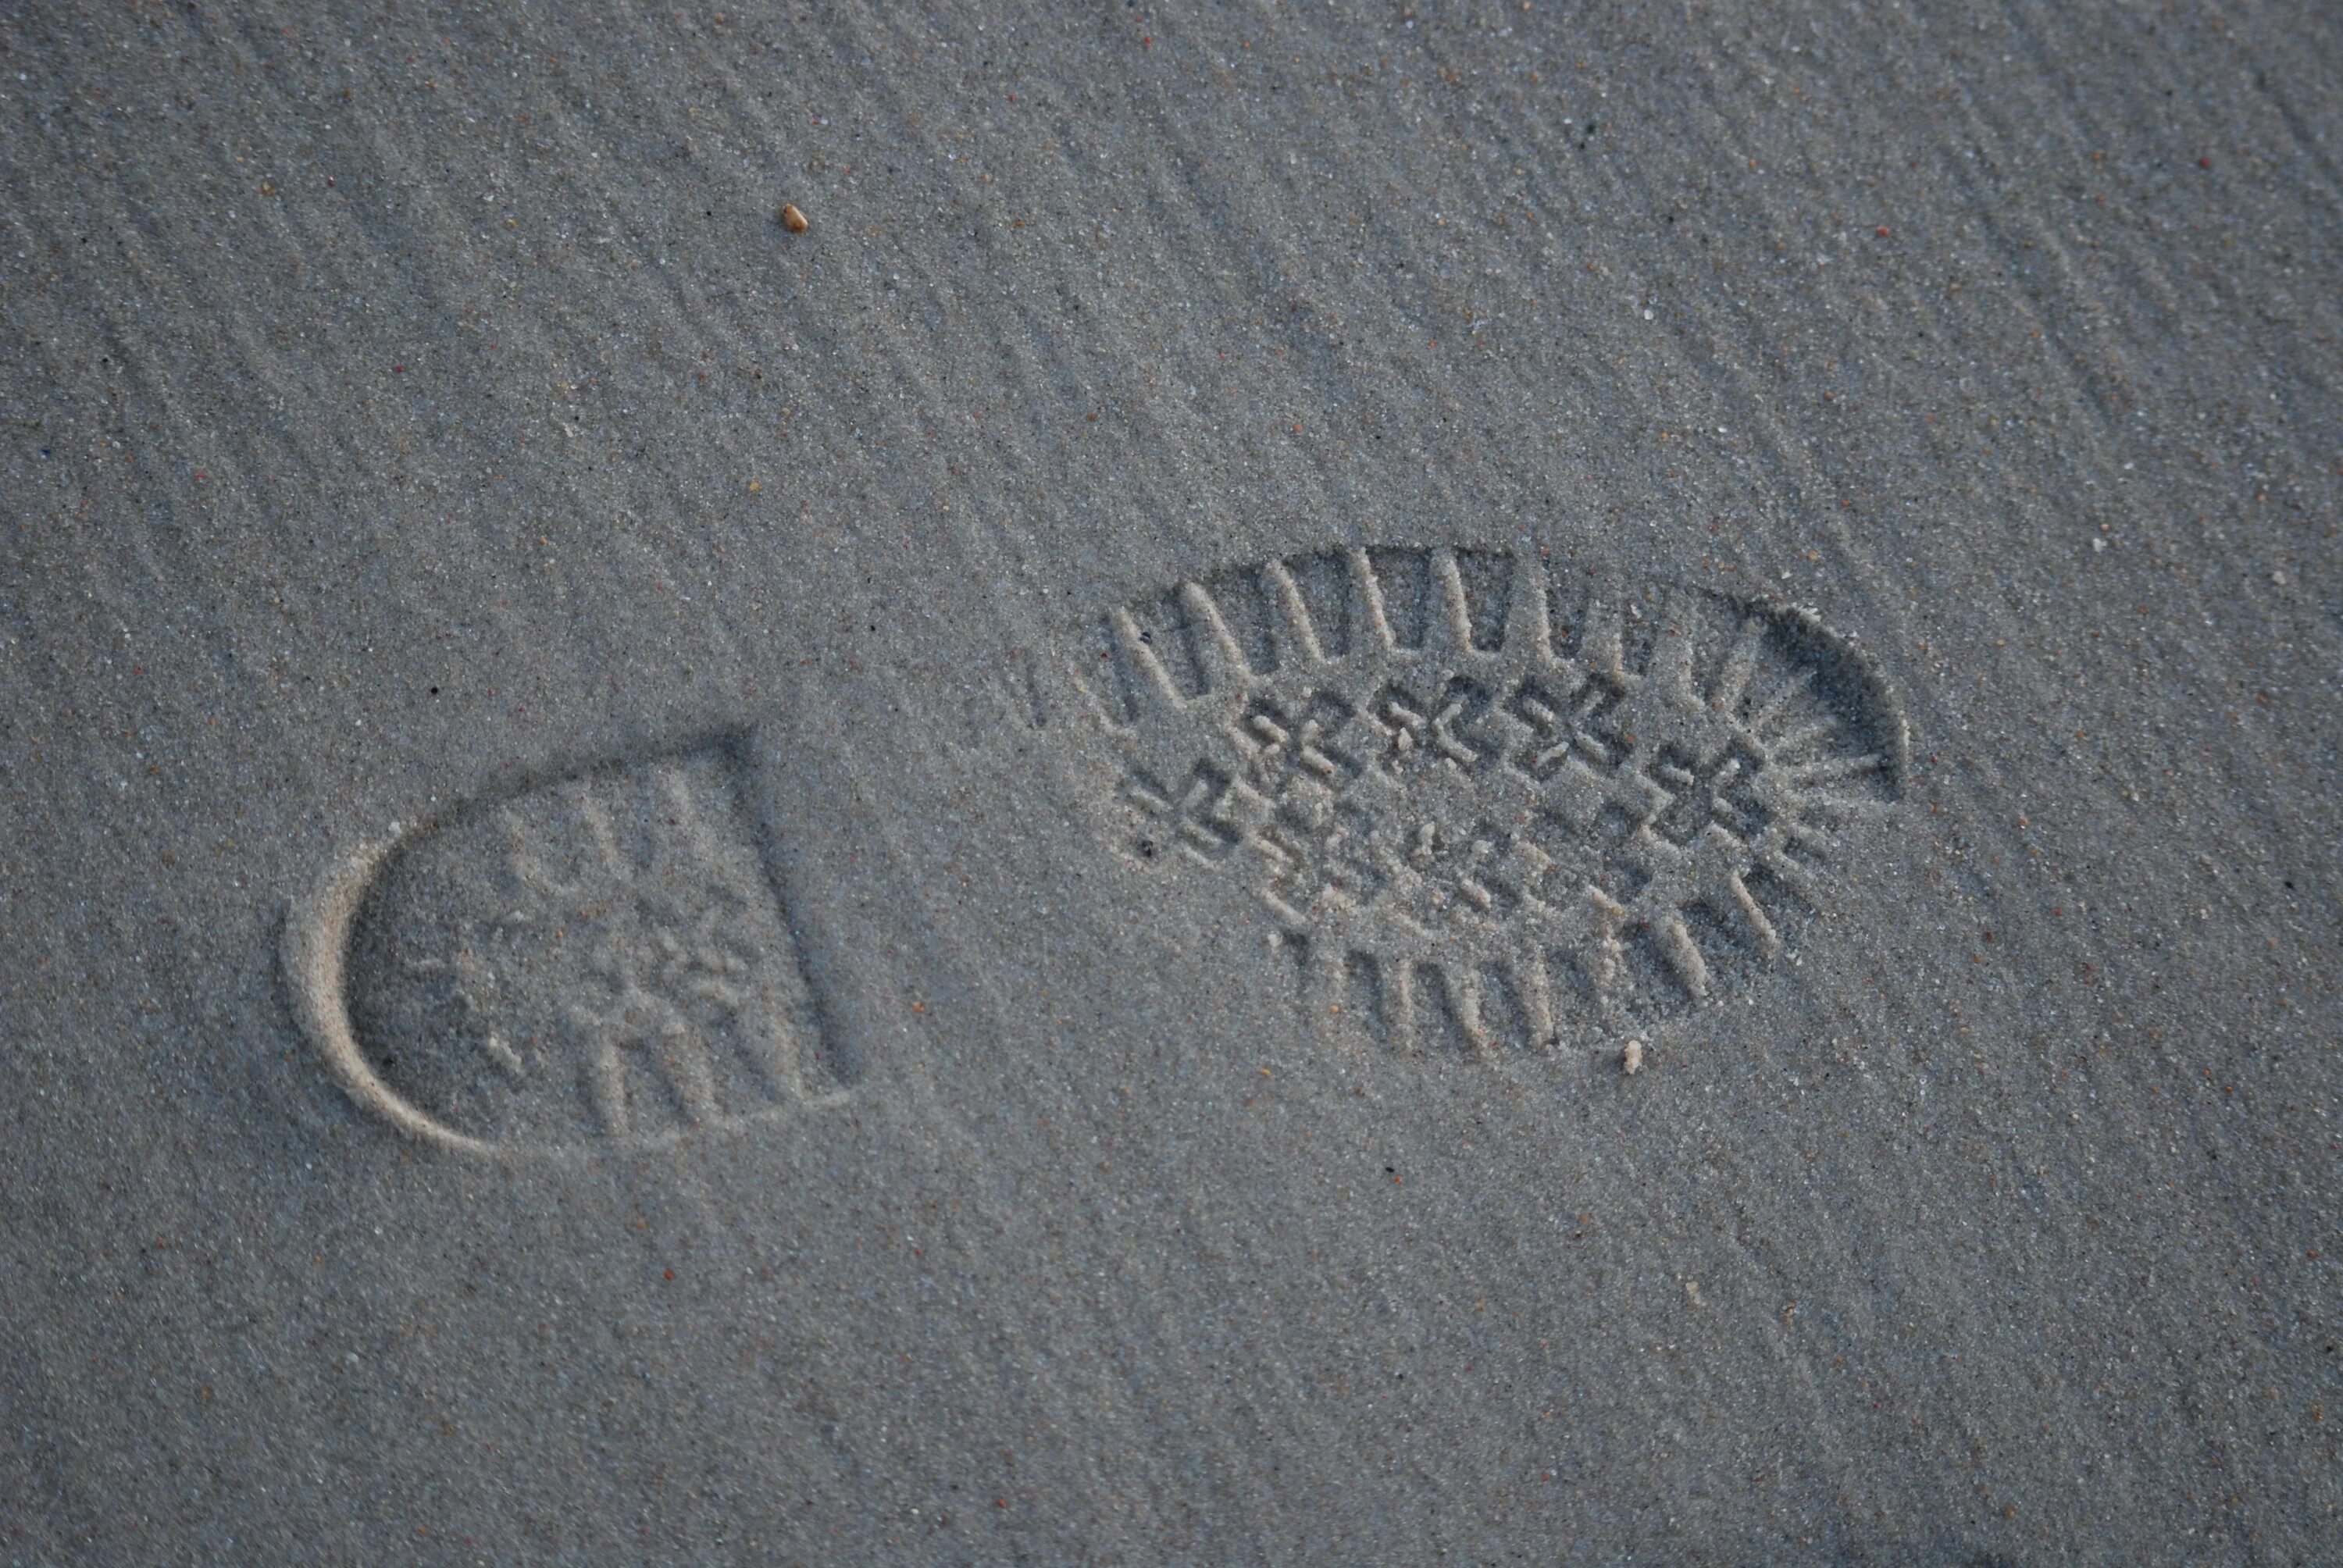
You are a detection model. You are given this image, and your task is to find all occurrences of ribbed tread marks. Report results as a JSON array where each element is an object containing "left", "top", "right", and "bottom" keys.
[
  {"left": 1088, "top": 545, "right": 1908, "bottom": 1053},
  {"left": 287, "top": 740, "right": 847, "bottom": 1156}
]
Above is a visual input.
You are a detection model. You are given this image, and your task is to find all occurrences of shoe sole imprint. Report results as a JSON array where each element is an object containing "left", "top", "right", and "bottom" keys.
[
  {"left": 284, "top": 735, "right": 850, "bottom": 1158},
  {"left": 1079, "top": 544, "right": 1910, "bottom": 1053}
]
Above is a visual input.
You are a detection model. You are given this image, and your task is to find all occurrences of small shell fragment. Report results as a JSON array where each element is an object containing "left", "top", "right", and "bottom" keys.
[{"left": 779, "top": 203, "right": 809, "bottom": 233}]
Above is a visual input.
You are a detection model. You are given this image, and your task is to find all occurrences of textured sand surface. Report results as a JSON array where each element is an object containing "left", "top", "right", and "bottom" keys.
[{"left": 3, "top": 2, "right": 2339, "bottom": 1560}]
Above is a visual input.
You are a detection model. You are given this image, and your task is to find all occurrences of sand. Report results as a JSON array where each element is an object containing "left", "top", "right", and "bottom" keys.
[{"left": 2, "top": 1, "right": 2338, "bottom": 1559}]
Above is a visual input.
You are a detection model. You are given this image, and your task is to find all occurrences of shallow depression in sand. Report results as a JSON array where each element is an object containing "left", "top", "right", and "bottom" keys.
[
  {"left": 1081, "top": 543, "right": 1910, "bottom": 1053},
  {"left": 289, "top": 739, "right": 849, "bottom": 1156}
]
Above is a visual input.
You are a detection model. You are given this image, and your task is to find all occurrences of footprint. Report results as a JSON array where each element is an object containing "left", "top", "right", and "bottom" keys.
[
  {"left": 1077, "top": 544, "right": 1910, "bottom": 1053},
  {"left": 284, "top": 736, "right": 848, "bottom": 1156}
]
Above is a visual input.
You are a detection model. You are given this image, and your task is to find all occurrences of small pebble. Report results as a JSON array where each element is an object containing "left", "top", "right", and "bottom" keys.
[
  {"left": 779, "top": 203, "right": 809, "bottom": 233},
  {"left": 1622, "top": 1039, "right": 1645, "bottom": 1075}
]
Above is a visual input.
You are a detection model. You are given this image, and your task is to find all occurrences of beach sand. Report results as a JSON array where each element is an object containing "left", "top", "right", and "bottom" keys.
[{"left": 2, "top": 2, "right": 2338, "bottom": 1559}]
